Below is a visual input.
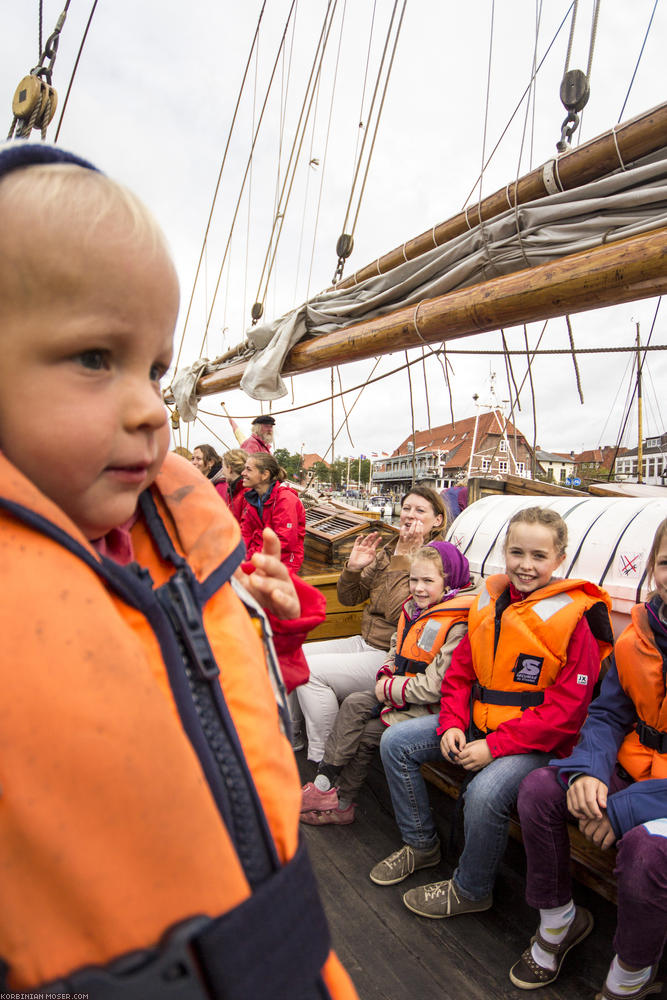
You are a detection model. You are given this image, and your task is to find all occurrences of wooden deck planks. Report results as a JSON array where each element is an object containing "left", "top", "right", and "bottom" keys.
[{"left": 297, "top": 753, "right": 666, "bottom": 1000}]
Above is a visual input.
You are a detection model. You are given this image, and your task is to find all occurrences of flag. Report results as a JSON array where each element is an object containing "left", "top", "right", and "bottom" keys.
[
  {"left": 360, "top": 453, "right": 367, "bottom": 460},
  {"left": 371, "top": 452, "right": 379, "bottom": 458}
]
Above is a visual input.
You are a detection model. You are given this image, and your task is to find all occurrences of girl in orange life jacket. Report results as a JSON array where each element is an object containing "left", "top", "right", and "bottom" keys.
[
  {"left": 300, "top": 541, "right": 474, "bottom": 825},
  {"left": 398, "top": 507, "right": 613, "bottom": 920},
  {"left": 509, "top": 518, "right": 667, "bottom": 998}
]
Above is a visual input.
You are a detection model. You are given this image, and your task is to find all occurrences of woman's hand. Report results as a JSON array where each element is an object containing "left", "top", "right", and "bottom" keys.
[
  {"left": 394, "top": 519, "right": 426, "bottom": 556},
  {"left": 237, "top": 527, "right": 300, "bottom": 619},
  {"left": 347, "top": 531, "right": 383, "bottom": 572}
]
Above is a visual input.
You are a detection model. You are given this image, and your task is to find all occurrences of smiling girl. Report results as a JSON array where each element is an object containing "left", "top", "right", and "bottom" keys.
[
  {"left": 377, "top": 506, "right": 613, "bottom": 915},
  {"left": 300, "top": 541, "right": 475, "bottom": 825}
]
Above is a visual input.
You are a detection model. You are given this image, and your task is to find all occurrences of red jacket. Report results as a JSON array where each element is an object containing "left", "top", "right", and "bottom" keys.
[
  {"left": 437, "top": 583, "right": 604, "bottom": 759},
  {"left": 241, "top": 483, "right": 306, "bottom": 571},
  {"left": 242, "top": 565, "right": 326, "bottom": 692},
  {"left": 241, "top": 434, "right": 272, "bottom": 455},
  {"left": 216, "top": 476, "right": 249, "bottom": 523}
]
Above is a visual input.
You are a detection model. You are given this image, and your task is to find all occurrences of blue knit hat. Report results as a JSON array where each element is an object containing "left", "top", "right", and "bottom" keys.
[
  {"left": 0, "top": 139, "right": 98, "bottom": 182},
  {"left": 426, "top": 540, "right": 471, "bottom": 590}
]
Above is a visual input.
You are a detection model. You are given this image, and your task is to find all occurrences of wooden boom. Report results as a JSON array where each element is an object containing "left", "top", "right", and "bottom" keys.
[
  {"left": 336, "top": 101, "right": 667, "bottom": 290},
  {"left": 188, "top": 225, "right": 667, "bottom": 397}
]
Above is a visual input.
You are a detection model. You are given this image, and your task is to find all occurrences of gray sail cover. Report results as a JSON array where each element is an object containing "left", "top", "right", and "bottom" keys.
[{"left": 204, "top": 149, "right": 667, "bottom": 404}]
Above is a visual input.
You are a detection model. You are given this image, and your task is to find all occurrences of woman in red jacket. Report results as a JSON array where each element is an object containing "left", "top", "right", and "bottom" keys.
[{"left": 241, "top": 453, "right": 306, "bottom": 571}]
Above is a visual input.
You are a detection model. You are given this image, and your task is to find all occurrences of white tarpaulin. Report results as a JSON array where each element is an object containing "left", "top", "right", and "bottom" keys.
[{"left": 182, "top": 150, "right": 667, "bottom": 404}]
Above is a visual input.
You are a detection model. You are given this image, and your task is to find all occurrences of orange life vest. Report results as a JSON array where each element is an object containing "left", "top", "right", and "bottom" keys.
[
  {"left": 0, "top": 452, "right": 356, "bottom": 1000},
  {"left": 394, "top": 595, "right": 475, "bottom": 676},
  {"left": 615, "top": 604, "right": 667, "bottom": 781},
  {"left": 468, "top": 574, "right": 613, "bottom": 732}
]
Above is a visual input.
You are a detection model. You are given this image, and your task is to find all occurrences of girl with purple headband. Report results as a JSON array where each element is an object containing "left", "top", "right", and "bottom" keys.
[{"left": 300, "top": 541, "right": 475, "bottom": 825}]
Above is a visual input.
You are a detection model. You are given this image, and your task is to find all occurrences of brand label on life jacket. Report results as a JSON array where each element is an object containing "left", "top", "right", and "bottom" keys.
[
  {"left": 513, "top": 654, "right": 544, "bottom": 685},
  {"left": 417, "top": 619, "right": 442, "bottom": 652}
]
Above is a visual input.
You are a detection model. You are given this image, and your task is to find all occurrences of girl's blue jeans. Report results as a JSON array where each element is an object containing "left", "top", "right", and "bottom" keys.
[{"left": 379, "top": 715, "right": 550, "bottom": 900}]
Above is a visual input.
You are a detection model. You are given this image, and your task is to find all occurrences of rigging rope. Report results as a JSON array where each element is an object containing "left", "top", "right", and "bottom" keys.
[
  {"left": 53, "top": 0, "right": 100, "bottom": 143},
  {"left": 523, "top": 324, "right": 539, "bottom": 477},
  {"left": 193, "top": 1, "right": 298, "bottom": 363},
  {"left": 617, "top": 0, "right": 659, "bottom": 123},
  {"left": 461, "top": 3, "right": 573, "bottom": 210},
  {"left": 606, "top": 297, "right": 662, "bottom": 479},
  {"left": 171, "top": 0, "right": 268, "bottom": 375},
  {"left": 405, "top": 350, "right": 417, "bottom": 485},
  {"left": 565, "top": 314, "right": 584, "bottom": 403},
  {"left": 332, "top": 0, "right": 407, "bottom": 284},
  {"left": 316, "top": 357, "right": 382, "bottom": 464},
  {"left": 201, "top": 342, "right": 667, "bottom": 421},
  {"left": 252, "top": 0, "right": 339, "bottom": 322},
  {"left": 306, "top": 0, "right": 347, "bottom": 301}
]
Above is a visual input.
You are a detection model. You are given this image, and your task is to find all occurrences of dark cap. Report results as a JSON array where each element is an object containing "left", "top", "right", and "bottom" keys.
[
  {"left": 0, "top": 139, "right": 99, "bottom": 182},
  {"left": 252, "top": 415, "right": 276, "bottom": 426}
]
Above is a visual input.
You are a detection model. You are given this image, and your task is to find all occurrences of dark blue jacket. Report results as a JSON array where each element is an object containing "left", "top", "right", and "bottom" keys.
[{"left": 553, "top": 660, "right": 667, "bottom": 837}]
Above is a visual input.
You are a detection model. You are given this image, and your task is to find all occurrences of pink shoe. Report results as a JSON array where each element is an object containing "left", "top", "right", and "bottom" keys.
[
  {"left": 300, "top": 804, "right": 355, "bottom": 826},
  {"left": 301, "top": 782, "right": 339, "bottom": 812}
]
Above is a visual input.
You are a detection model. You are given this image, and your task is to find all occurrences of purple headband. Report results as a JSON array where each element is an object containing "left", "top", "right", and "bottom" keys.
[{"left": 426, "top": 540, "right": 471, "bottom": 591}]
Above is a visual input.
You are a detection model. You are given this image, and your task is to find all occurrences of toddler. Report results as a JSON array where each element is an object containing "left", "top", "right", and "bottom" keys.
[{"left": 0, "top": 141, "right": 355, "bottom": 1000}]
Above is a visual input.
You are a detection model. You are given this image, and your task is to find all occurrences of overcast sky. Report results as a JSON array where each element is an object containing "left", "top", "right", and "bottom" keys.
[{"left": 3, "top": 1, "right": 665, "bottom": 461}]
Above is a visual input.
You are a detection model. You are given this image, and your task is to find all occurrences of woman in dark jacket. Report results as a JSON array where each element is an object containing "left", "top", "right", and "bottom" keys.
[{"left": 191, "top": 443, "right": 222, "bottom": 481}]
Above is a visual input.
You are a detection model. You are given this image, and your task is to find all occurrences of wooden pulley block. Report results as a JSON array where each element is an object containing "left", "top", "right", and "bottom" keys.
[
  {"left": 40, "top": 82, "right": 58, "bottom": 125},
  {"left": 12, "top": 75, "right": 58, "bottom": 124},
  {"left": 12, "top": 75, "right": 42, "bottom": 118}
]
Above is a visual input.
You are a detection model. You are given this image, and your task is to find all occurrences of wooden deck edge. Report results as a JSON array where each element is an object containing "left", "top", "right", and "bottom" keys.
[{"left": 420, "top": 760, "right": 618, "bottom": 904}]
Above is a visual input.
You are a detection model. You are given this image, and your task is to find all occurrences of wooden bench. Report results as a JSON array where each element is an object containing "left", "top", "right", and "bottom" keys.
[
  {"left": 421, "top": 759, "right": 618, "bottom": 904},
  {"left": 301, "top": 570, "right": 367, "bottom": 642}
]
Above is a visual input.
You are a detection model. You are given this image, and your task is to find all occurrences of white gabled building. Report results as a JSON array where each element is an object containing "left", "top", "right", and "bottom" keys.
[{"left": 615, "top": 432, "right": 667, "bottom": 485}]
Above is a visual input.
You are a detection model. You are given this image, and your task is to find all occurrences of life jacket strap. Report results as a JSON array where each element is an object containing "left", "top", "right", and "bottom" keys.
[
  {"left": 32, "top": 839, "right": 330, "bottom": 1000},
  {"left": 636, "top": 719, "right": 667, "bottom": 753},
  {"left": 472, "top": 681, "right": 545, "bottom": 710}
]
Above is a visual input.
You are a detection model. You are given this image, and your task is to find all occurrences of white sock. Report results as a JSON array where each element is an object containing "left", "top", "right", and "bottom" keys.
[
  {"left": 530, "top": 901, "right": 575, "bottom": 971},
  {"left": 605, "top": 956, "right": 652, "bottom": 996},
  {"left": 314, "top": 774, "right": 332, "bottom": 792}
]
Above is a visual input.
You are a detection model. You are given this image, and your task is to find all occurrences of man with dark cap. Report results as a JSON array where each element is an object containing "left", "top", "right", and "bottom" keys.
[{"left": 242, "top": 415, "right": 275, "bottom": 454}]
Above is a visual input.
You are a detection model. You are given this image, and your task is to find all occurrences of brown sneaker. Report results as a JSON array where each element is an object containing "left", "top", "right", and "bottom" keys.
[
  {"left": 509, "top": 906, "right": 594, "bottom": 990},
  {"left": 402, "top": 878, "right": 492, "bottom": 919},
  {"left": 595, "top": 965, "right": 662, "bottom": 1000},
  {"left": 369, "top": 843, "right": 441, "bottom": 886}
]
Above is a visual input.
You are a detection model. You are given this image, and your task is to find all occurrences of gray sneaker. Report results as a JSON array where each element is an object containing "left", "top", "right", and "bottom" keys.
[
  {"left": 369, "top": 843, "right": 441, "bottom": 886},
  {"left": 403, "top": 878, "right": 492, "bottom": 919}
]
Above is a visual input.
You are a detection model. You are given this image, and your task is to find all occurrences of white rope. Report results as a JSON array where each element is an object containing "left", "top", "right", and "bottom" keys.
[{"left": 611, "top": 125, "right": 627, "bottom": 171}]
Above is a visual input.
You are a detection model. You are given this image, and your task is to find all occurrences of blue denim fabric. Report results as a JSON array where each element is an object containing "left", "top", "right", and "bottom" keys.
[
  {"left": 379, "top": 715, "right": 443, "bottom": 851},
  {"left": 453, "top": 750, "right": 550, "bottom": 900}
]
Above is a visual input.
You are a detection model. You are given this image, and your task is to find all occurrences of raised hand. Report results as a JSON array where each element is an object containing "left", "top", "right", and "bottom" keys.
[
  {"left": 238, "top": 527, "right": 300, "bottom": 619},
  {"left": 347, "top": 531, "right": 383, "bottom": 572}
]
